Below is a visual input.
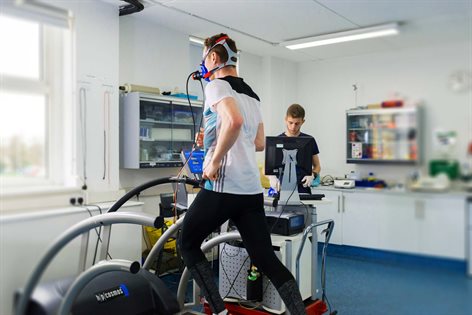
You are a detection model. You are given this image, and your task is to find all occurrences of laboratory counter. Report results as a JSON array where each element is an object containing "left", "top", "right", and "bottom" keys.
[
  {"left": 305, "top": 184, "right": 470, "bottom": 264},
  {"left": 312, "top": 183, "right": 472, "bottom": 199}
]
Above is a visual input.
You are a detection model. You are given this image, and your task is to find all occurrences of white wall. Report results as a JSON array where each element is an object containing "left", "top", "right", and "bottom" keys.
[
  {"left": 297, "top": 41, "right": 472, "bottom": 182},
  {"left": 259, "top": 56, "right": 299, "bottom": 136},
  {"left": 189, "top": 42, "right": 206, "bottom": 100},
  {"left": 72, "top": 1, "right": 120, "bottom": 196},
  {"left": 119, "top": 16, "right": 190, "bottom": 94},
  {"left": 252, "top": 55, "right": 299, "bottom": 165}
]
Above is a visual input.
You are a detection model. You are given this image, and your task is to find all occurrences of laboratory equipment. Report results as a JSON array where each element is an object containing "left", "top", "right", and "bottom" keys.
[
  {"left": 218, "top": 234, "right": 312, "bottom": 314},
  {"left": 181, "top": 149, "right": 204, "bottom": 180},
  {"left": 265, "top": 211, "right": 305, "bottom": 236},
  {"left": 299, "top": 193, "right": 326, "bottom": 200},
  {"left": 334, "top": 178, "right": 355, "bottom": 189}
]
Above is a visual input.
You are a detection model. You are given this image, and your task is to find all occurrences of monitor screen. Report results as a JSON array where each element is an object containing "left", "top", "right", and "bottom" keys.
[
  {"left": 264, "top": 136, "right": 314, "bottom": 178},
  {"left": 182, "top": 150, "right": 204, "bottom": 175}
]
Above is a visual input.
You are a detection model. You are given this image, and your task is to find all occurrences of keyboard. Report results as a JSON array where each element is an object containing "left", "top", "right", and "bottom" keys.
[{"left": 299, "top": 193, "right": 325, "bottom": 201}]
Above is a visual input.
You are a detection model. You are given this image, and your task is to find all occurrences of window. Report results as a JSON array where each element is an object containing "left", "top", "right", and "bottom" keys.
[
  {"left": 0, "top": 93, "right": 47, "bottom": 183},
  {"left": 0, "top": 12, "right": 73, "bottom": 193}
]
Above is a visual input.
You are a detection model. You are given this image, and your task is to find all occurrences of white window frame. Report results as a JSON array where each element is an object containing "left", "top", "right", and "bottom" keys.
[{"left": 0, "top": 11, "right": 78, "bottom": 211}]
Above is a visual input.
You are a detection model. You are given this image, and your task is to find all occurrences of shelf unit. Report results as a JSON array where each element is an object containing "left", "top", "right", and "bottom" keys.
[
  {"left": 120, "top": 92, "right": 203, "bottom": 169},
  {"left": 346, "top": 107, "right": 422, "bottom": 164}
]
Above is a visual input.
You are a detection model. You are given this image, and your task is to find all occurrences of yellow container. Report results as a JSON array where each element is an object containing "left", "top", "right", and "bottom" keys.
[
  {"left": 259, "top": 164, "right": 271, "bottom": 189},
  {"left": 145, "top": 220, "right": 177, "bottom": 255}
]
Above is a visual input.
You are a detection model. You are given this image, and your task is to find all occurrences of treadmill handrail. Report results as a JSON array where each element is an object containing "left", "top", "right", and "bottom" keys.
[
  {"left": 142, "top": 215, "right": 185, "bottom": 270},
  {"left": 15, "top": 212, "right": 157, "bottom": 315},
  {"left": 176, "top": 231, "right": 242, "bottom": 308},
  {"left": 107, "top": 176, "right": 200, "bottom": 213},
  {"left": 295, "top": 219, "right": 334, "bottom": 286}
]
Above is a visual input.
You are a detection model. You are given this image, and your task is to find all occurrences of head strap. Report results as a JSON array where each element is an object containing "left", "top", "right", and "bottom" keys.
[{"left": 202, "top": 36, "right": 238, "bottom": 79}]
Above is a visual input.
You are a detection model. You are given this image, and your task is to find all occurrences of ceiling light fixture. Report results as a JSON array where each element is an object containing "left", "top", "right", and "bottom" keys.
[
  {"left": 189, "top": 35, "right": 205, "bottom": 46},
  {"left": 281, "top": 23, "right": 399, "bottom": 50}
]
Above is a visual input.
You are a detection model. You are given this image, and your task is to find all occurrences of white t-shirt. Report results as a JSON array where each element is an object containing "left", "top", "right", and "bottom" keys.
[{"left": 203, "top": 76, "right": 263, "bottom": 194}]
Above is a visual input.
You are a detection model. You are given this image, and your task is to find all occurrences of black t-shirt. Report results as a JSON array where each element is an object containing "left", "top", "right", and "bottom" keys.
[
  {"left": 278, "top": 132, "right": 320, "bottom": 155},
  {"left": 277, "top": 132, "right": 320, "bottom": 193}
]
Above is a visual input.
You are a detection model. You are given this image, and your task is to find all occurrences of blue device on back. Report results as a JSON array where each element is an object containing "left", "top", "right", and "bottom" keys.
[{"left": 181, "top": 150, "right": 204, "bottom": 179}]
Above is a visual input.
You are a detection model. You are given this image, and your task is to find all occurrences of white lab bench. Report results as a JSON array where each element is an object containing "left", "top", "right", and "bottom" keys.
[{"left": 312, "top": 185, "right": 471, "bottom": 271}]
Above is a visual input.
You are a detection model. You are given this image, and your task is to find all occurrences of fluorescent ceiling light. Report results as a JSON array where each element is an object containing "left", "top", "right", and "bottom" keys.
[
  {"left": 189, "top": 35, "right": 205, "bottom": 45},
  {"left": 281, "top": 23, "right": 399, "bottom": 50}
]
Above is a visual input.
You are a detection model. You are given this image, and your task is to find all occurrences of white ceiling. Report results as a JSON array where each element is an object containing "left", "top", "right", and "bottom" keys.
[{"left": 115, "top": 0, "right": 472, "bottom": 62}]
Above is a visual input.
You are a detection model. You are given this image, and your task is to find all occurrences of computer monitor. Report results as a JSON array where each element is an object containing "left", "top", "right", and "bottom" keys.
[
  {"left": 265, "top": 136, "right": 314, "bottom": 177},
  {"left": 265, "top": 136, "right": 314, "bottom": 204}
]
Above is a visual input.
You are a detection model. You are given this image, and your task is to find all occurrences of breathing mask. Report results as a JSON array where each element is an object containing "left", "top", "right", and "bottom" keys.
[{"left": 195, "top": 35, "right": 238, "bottom": 82}]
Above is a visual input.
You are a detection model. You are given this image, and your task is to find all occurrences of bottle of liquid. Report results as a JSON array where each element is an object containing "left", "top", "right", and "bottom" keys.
[{"left": 367, "top": 172, "right": 375, "bottom": 181}]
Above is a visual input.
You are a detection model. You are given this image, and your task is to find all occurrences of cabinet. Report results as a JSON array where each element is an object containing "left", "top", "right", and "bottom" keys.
[
  {"left": 417, "top": 197, "right": 466, "bottom": 258},
  {"left": 315, "top": 190, "right": 343, "bottom": 245},
  {"left": 341, "top": 192, "right": 419, "bottom": 253},
  {"left": 120, "top": 92, "right": 203, "bottom": 169},
  {"left": 346, "top": 107, "right": 421, "bottom": 164},
  {"left": 314, "top": 188, "right": 466, "bottom": 259}
]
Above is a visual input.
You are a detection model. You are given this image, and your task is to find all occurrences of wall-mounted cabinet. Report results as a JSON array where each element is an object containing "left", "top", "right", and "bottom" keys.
[
  {"left": 120, "top": 92, "right": 202, "bottom": 169},
  {"left": 346, "top": 107, "right": 422, "bottom": 164}
]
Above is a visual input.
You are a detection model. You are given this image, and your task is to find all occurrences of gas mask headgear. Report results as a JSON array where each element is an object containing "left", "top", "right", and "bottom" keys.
[{"left": 196, "top": 35, "right": 238, "bottom": 82}]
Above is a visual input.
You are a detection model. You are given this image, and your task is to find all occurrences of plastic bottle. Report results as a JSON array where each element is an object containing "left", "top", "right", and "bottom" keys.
[{"left": 367, "top": 172, "right": 375, "bottom": 181}]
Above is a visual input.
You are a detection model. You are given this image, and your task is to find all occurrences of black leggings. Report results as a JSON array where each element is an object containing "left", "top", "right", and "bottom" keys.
[{"left": 180, "top": 189, "right": 294, "bottom": 289}]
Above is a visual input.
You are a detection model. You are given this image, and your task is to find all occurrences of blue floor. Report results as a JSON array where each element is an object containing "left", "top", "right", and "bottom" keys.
[
  {"left": 323, "top": 255, "right": 472, "bottom": 315},
  {"left": 161, "top": 253, "right": 472, "bottom": 315}
]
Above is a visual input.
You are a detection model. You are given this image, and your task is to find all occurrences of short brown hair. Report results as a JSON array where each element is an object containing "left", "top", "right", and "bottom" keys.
[
  {"left": 286, "top": 104, "right": 305, "bottom": 119},
  {"left": 204, "top": 33, "right": 238, "bottom": 64}
]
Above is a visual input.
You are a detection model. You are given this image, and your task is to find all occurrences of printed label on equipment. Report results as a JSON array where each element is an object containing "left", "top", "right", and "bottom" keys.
[{"left": 94, "top": 284, "right": 129, "bottom": 303}]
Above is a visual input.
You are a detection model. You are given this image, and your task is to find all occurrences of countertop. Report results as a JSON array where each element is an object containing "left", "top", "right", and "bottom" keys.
[{"left": 312, "top": 184, "right": 472, "bottom": 199}]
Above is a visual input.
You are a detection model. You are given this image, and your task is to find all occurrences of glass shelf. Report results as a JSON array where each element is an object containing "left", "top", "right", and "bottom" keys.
[
  {"left": 139, "top": 161, "right": 183, "bottom": 168},
  {"left": 120, "top": 92, "right": 203, "bottom": 169},
  {"left": 140, "top": 139, "right": 194, "bottom": 142},
  {"left": 140, "top": 119, "right": 195, "bottom": 126},
  {"left": 346, "top": 158, "right": 417, "bottom": 164},
  {"left": 346, "top": 107, "right": 421, "bottom": 164},
  {"left": 348, "top": 127, "right": 415, "bottom": 131}
]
